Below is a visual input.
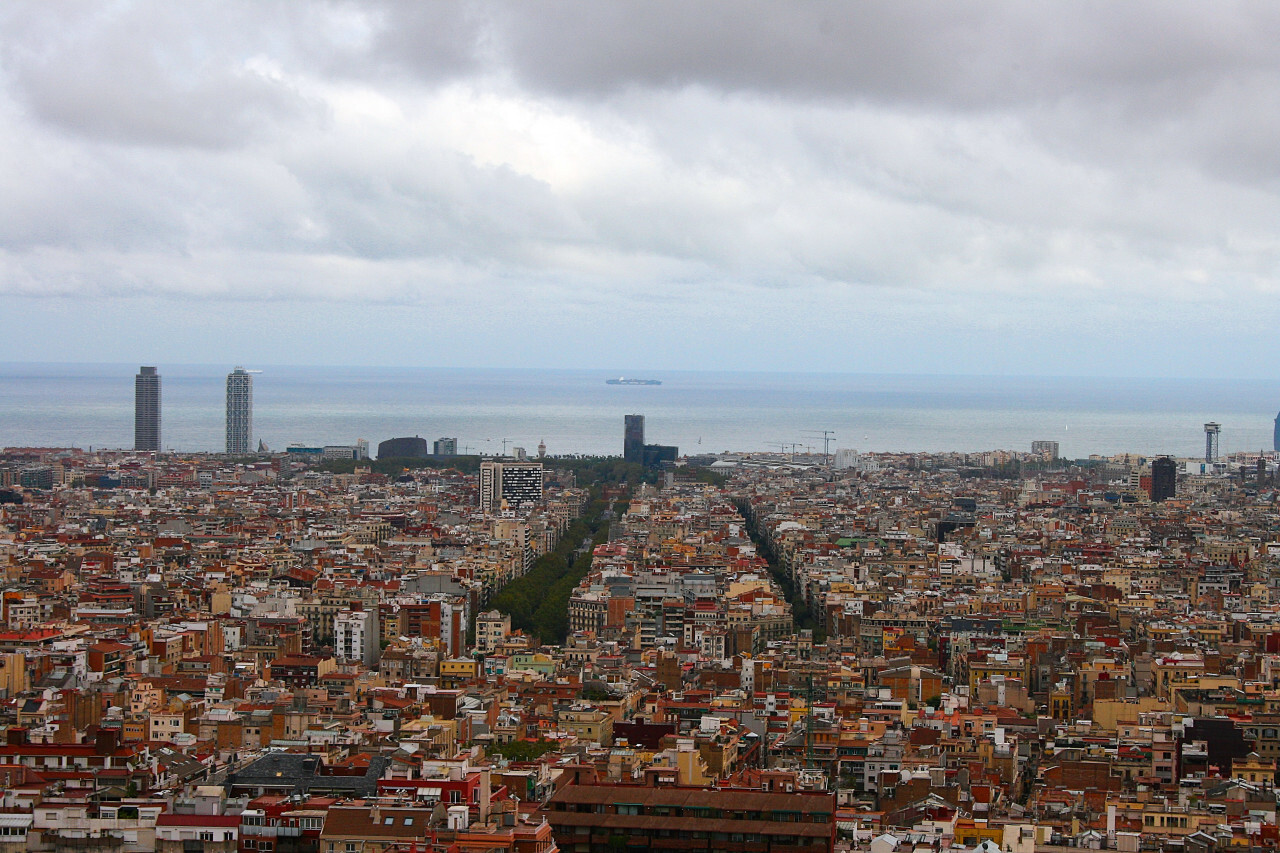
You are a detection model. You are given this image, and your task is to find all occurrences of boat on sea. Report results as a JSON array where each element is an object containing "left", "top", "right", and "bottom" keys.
[{"left": 606, "top": 377, "right": 662, "bottom": 385}]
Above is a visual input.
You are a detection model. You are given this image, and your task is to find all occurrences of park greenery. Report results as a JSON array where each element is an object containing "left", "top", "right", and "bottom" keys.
[{"left": 488, "top": 491, "right": 619, "bottom": 643}]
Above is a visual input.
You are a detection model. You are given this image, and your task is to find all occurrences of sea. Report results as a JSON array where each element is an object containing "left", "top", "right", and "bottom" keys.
[{"left": 2, "top": 363, "right": 1277, "bottom": 460}]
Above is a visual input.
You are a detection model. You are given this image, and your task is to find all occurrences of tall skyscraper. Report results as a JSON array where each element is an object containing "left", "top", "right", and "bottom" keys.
[
  {"left": 134, "top": 366, "right": 161, "bottom": 452},
  {"left": 225, "top": 367, "right": 253, "bottom": 455},
  {"left": 1274, "top": 411, "right": 1280, "bottom": 453},
  {"left": 624, "top": 414, "right": 645, "bottom": 463}
]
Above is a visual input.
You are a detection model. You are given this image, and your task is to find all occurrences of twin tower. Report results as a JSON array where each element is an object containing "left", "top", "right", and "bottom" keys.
[{"left": 133, "top": 366, "right": 255, "bottom": 455}]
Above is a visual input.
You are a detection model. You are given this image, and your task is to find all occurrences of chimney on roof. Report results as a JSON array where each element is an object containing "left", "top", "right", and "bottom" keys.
[
  {"left": 479, "top": 767, "right": 491, "bottom": 824},
  {"left": 95, "top": 727, "right": 120, "bottom": 755}
]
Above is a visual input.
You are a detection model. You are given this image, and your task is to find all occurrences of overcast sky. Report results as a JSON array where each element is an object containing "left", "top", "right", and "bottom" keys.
[{"left": 3, "top": 1, "right": 1279, "bottom": 376}]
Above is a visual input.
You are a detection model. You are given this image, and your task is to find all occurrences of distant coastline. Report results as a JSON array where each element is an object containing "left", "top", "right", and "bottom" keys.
[{"left": 0, "top": 363, "right": 1275, "bottom": 458}]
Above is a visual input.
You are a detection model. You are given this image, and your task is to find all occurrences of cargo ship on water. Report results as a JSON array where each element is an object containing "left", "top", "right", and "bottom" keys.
[{"left": 606, "top": 377, "right": 662, "bottom": 385}]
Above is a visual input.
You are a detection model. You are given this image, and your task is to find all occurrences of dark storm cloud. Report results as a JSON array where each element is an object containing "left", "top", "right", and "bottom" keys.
[
  {"left": 362, "top": 2, "right": 1280, "bottom": 109},
  {"left": 352, "top": 1, "right": 1280, "bottom": 188}
]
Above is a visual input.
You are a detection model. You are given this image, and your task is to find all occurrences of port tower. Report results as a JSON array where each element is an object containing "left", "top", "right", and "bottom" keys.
[{"left": 1204, "top": 422, "right": 1220, "bottom": 463}]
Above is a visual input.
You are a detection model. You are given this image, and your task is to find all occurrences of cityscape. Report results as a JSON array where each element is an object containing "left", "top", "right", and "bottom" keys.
[
  {"left": 7, "top": 3, "right": 1280, "bottom": 853},
  {"left": 3, "top": 364, "right": 1280, "bottom": 852}
]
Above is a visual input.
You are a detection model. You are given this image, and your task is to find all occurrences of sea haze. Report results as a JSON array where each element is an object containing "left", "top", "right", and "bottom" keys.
[{"left": 1, "top": 363, "right": 1275, "bottom": 460}]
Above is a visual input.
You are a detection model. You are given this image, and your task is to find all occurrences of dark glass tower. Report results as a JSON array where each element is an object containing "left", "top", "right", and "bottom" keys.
[
  {"left": 624, "top": 414, "right": 645, "bottom": 463},
  {"left": 1151, "top": 456, "right": 1177, "bottom": 502},
  {"left": 134, "top": 366, "right": 161, "bottom": 452}
]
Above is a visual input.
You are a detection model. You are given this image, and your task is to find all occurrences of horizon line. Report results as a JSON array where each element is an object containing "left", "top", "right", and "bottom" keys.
[{"left": 0, "top": 360, "right": 1271, "bottom": 384}]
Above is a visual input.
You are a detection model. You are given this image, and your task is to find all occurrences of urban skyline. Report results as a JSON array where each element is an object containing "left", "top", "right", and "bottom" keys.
[
  {"left": 15, "top": 361, "right": 1280, "bottom": 458},
  {"left": 102, "top": 362, "right": 1276, "bottom": 474}
]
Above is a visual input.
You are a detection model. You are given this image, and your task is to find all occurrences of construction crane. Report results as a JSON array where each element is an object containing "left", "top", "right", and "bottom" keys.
[{"left": 802, "top": 430, "right": 836, "bottom": 463}]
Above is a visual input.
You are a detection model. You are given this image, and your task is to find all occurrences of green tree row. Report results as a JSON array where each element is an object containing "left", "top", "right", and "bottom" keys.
[
  {"left": 316, "top": 455, "right": 651, "bottom": 642},
  {"left": 487, "top": 492, "right": 616, "bottom": 643},
  {"left": 734, "top": 499, "right": 826, "bottom": 643}
]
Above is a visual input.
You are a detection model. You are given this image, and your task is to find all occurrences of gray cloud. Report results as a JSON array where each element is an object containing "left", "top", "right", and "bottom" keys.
[
  {"left": 2, "top": 3, "right": 323, "bottom": 148},
  {"left": 1, "top": 1, "right": 1280, "bottom": 375},
  {"left": 359, "top": 2, "right": 1280, "bottom": 110}
]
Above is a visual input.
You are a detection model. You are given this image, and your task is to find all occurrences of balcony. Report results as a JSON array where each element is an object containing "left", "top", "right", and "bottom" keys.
[
  {"left": 241, "top": 825, "right": 302, "bottom": 838},
  {"left": 41, "top": 831, "right": 125, "bottom": 849},
  {"left": 44, "top": 820, "right": 147, "bottom": 832}
]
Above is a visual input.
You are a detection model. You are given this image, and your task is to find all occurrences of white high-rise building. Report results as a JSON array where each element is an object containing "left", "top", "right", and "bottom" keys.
[
  {"left": 225, "top": 367, "right": 253, "bottom": 455},
  {"left": 479, "top": 460, "right": 544, "bottom": 513},
  {"left": 335, "top": 608, "right": 379, "bottom": 666},
  {"left": 833, "top": 448, "right": 878, "bottom": 472}
]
